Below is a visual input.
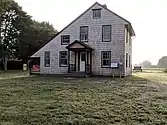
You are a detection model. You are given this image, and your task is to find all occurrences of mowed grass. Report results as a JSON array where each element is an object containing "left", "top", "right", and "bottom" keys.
[
  {"left": 0, "top": 71, "right": 167, "bottom": 124},
  {"left": 134, "top": 69, "right": 167, "bottom": 84}
]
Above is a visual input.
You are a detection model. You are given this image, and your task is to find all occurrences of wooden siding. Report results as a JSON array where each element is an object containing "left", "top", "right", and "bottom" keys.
[{"left": 31, "top": 3, "right": 129, "bottom": 76}]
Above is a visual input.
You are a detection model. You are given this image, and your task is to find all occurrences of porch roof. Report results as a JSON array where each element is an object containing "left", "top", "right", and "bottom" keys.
[{"left": 66, "top": 40, "right": 93, "bottom": 51}]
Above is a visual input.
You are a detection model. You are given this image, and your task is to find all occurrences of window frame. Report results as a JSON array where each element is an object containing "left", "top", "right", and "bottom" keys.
[
  {"left": 102, "top": 25, "right": 112, "bottom": 42},
  {"left": 61, "top": 35, "right": 70, "bottom": 45},
  {"left": 101, "top": 51, "right": 111, "bottom": 68},
  {"left": 93, "top": 9, "right": 101, "bottom": 19},
  {"left": 129, "top": 55, "right": 131, "bottom": 67},
  {"left": 44, "top": 51, "right": 50, "bottom": 67},
  {"left": 126, "top": 53, "right": 128, "bottom": 68},
  {"left": 80, "top": 26, "right": 88, "bottom": 42},
  {"left": 125, "top": 27, "right": 129, "bottom": 44},
  {"left": 59, "top": 51, "right": 68, "bottom": 67},
  {"left": 129, "top": 37, "right": 131, "bottom": 46}
]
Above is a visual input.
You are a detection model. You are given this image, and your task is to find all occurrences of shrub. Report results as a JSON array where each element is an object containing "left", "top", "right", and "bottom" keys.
[{"left": 164, "top": 69, "right": 167, "bottom": 73}]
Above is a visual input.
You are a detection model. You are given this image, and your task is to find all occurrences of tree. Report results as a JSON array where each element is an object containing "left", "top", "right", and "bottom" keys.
[
  {"left": 140, "top": 60, "right": 152, "bottom": 68},
  {"left": 16, "top": 20, "right": 57, "bottom": 63},
  {"left": 157, "top": 56, "right": 167, "bottom": 68},
  {"left": 0, "top": 0, "right": 58, "bottom": 69},
  {"left": 0, "top": 0, "right": 11, "bottom": 14},
  {"left": 0, "top": 0, "right": 19, "bottom": 70}
]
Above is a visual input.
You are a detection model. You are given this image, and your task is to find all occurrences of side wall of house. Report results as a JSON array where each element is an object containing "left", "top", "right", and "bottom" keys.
[
  {"left": 32, "top": 3, "right": 127, "bottom": 76},
  {"left": 124, "top": 27, "right": 132, "bottom": 76}
]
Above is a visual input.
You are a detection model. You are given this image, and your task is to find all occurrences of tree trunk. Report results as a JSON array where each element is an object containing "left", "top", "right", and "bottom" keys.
[{"left": 3, "top": 57, "right": 7, "bottom": 71}]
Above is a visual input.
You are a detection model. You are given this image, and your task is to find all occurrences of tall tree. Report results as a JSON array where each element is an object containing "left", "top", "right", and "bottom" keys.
[
  {"left": 16, "top": 20, "right": 57, "bottom": 63},
  {"left": 0, "top": 0, "right": 19, "bottom": 70},
  {"left": 0, "top": 0, "right": 58, "bottom": 69}
]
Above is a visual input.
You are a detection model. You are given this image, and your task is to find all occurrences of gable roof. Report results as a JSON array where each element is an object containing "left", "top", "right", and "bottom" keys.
[
  {"left": 45, "top": 2, "right": 135, "bottom": 43},
  {"left": 32, "top": 2, "right": 135, "bottom": 57},
  {"left": 97, "top": 2, "right": 135, "bottom": 36},
  {"left": 66, "top": 40, "right": 93, "bottom": 51}
]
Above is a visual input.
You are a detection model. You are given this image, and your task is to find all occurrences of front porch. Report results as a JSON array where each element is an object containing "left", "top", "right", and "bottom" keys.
[{"left": 66, "top": 40, "right": 93, "bottom": 77}]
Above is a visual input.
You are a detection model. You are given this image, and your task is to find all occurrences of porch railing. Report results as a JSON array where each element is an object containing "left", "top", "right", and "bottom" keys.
[{"left": 69, "top": 64, "right": 76, "bottom": 72}]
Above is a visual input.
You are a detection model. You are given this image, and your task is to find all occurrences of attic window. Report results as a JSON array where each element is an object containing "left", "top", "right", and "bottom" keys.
[{"left": 93, "top": 9, "right": 101, "bottom": 19}]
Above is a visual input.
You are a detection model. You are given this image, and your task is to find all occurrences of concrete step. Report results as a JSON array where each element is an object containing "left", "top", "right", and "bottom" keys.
[{"left": 65, "top": 72, "right": 87, "bottom": 78}]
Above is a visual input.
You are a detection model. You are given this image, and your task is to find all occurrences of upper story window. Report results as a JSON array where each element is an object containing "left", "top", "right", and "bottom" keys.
[
  {"left": 93, "top": 9, "right": 101, "bottom": 19},
  {"left": 80, "top": 26, "right": 88, "bottom": 42},
  {"left": 44, "top": 51, "right": 50, "bottom": 67},
  {"left": 126, "top": 29, "right": 128, "bottom": 43},
  {"left": 101, "top": 51, "right": 111, "bottom": 68},
  {"left": 102, "top": 25, "right": 111, "bottom": 42},
  {"left": 129, "top": 37, "right": 131, "bottom": 46},
  {"left": 125, "top": 26, "right": 130, "bottom": 44},
  {"left": 61, "top": 35, "right": 70, "bottom": 45}
]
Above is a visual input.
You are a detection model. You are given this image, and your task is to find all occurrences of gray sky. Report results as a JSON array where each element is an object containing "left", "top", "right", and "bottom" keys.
[{"left": 15, "top": 0, "right": 167, "bottom": 65}]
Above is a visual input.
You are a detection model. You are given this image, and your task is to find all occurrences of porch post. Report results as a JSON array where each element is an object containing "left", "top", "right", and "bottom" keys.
[
  {"left": 90, "top": 50, "right": 92, "bottom": 75},
  {"left": 87, "top": 51, "right": 89, "bottom": 73},
  {"left": 78, "top": 52, "right": 80, "bottom": 71},
  {"left": 75, "top": 51, "right": 77, "bottom": 71},
  {"left": 68, "top": 50, "right": 70, "bottom": 73},
  {"left": 85, "top": 50, "right": 87, "bottom": 74}
]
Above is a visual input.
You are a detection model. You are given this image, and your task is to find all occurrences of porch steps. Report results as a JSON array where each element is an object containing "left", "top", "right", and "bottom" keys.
[{"left": 65, "top": 72, "right": 89, "bottom": 78}]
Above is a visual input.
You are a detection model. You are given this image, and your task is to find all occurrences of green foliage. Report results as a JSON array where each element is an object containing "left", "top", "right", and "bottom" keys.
[
  {"left": 0, "top": 1, "right": 21, "bottom": 58},
  {"left": 16, "top": 20, "right": 57, "bottom": 62},
  {"left": 0, "top": 0, "right": 11, "bottom": 14},
  {"left": 0, "top": 0, "right": 58, "bottom": 63}
]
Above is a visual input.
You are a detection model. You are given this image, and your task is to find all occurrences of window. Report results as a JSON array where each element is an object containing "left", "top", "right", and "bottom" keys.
[
  {"left": 129, "top": 37, "right": 131, "bottom": 46},
  {"left": 102, "top": 25, "right": 111, "bottom": 42},
  {"left": 101, "top": 51, "right": 111, "bottom": 67},
  {"left": 93, "top": 9, "right": 101, "bottom": 19},
  {"left": 80, "top": 26, "right": 88, "bottom": 42},
  {"left": 125, "top": 27, "right": 129, "bottom": 44},
  {"left": 44, "top": 51, "right": 50, "bottom": 67},
  {"left": 126, "top": 53, "right": 128, "bottom": 68},
  {"left": 61, "top": 35, "right": 70, "bottom": 45},
  {"left": 129, "top": 55, "right": 131, "bottom": 67},
  {"left": 59, "top": 51, "right": 68, "bottom": 67}
]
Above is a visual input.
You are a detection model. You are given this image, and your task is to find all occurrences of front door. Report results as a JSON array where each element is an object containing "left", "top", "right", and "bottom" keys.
[{"left": 80, "top": 52, "right": 86, "bottom": 71}]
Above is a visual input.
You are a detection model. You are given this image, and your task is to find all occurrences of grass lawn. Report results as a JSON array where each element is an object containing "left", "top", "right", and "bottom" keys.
[{"left": 0, "top": 71, "right": 167, "bottom": 124}]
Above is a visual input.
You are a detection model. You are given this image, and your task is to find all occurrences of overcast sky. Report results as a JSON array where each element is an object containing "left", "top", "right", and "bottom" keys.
[{"left": 15, "top": 0, "right": 167, "bottom": 65}]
